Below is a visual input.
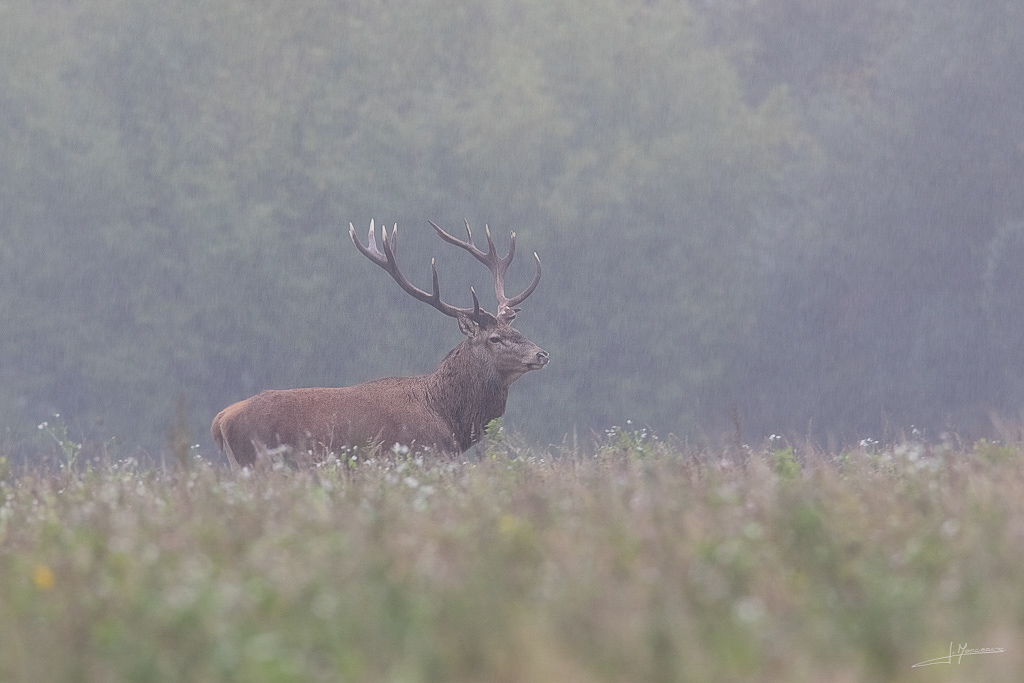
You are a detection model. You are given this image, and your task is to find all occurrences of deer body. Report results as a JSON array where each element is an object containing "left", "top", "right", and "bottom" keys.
[{"left": 211, "top": 220, "right": 548, "bottom": 469}]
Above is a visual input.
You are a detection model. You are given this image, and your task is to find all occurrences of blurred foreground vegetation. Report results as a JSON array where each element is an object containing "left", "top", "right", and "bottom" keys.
[
  {"left": 3, "top": 1, "right": 1024, "bottom": 450},
  {"left": 2, "top": 430, "right": 1024, "bottom": 682}
]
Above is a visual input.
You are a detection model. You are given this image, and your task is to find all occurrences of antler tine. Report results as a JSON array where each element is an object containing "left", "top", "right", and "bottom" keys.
[
  {"left": 503, "top": 251, "right": 542, "bottom": 311},
  {"left": 352, "top": 219, "right": 540, "bottom": 324},
  {"left": 484, "top": 228, "right": 540, "bottom": 320},
  {"left": 349, "top": 219, "right": 384, "bottom": 266},
  {"left": 427, "top": 219, "right": 541, "bottom": 321},
  {"left": 483, "top": 223, "right": 499, "bottom": 261},
  {"left": 428, "top": 219, "right": 488, "bottom": 263},
  {"left": 350, "top": 220, "right": 475, "bottom": 320},
  {"left": 465, "top": 221, "right": 509, "bottom": 277},
  {"left": 504, "top": 228, "right": 517, "bottom": 263}
]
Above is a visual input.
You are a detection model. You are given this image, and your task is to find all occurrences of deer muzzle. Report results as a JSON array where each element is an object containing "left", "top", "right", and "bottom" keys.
[{"left": 528, "top": 349, "right": 550, "bottom": 370}]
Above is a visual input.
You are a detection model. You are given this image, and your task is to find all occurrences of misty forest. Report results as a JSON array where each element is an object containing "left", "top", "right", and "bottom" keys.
[{"left": 3, "top": 0, "right": 1024, "bottom": 457}]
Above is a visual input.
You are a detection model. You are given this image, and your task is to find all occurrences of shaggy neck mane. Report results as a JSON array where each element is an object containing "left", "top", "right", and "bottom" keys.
[{"left": 427, "top": 342, "right": 508, "bottom": 451}]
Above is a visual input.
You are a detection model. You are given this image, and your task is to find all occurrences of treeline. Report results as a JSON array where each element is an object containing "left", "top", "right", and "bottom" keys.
[{"left": 1, "top": 0, "right": 1023, "bottom": 452}]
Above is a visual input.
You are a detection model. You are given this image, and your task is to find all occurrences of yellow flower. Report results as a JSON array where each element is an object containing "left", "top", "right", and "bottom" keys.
[
  {"left": 32, "top": 564, "right": 55, "bottom": 591},
  {"left": 499, "top": 514, "right": 532, "bottom": 538}
]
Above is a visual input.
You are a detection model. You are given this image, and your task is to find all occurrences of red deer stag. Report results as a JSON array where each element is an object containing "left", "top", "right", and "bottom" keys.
[{"left": 211, "top": 219, "right": 548, "bottom": 468}]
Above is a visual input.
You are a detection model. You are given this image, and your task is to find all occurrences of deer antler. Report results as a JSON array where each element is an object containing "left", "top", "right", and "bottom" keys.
[
  {"left": 427, "top": 219, "right": 541, "bottom": 323},
  {"left": 350, "top": 220, "right": 490, "bottom": 322}
]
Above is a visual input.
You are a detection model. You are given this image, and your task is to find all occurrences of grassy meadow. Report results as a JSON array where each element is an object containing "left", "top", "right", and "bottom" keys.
[{"left": 2, "top": 425, "right": 1024, "bottom": 682}]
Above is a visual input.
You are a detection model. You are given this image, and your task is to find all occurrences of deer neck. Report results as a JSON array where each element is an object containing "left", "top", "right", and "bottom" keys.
[{"left": 427, "top": 344, "right": 509, "bottom": 451}]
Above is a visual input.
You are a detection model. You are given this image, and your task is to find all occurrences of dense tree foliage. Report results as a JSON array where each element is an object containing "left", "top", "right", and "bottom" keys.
[
  {"left": 702, "top": 0, "right": 1024, "bottom": 440},
  {"left": 1, "top": 0, "right": 1022, "bottom": 453}
]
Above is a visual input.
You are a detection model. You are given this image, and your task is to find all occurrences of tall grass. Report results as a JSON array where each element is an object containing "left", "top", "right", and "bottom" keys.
[{"left": 1, "top": 431, "right": 1023, "bottom": 682}]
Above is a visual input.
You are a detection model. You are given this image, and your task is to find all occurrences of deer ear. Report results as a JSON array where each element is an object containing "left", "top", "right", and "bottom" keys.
[
  {"left": 458, "top": 315, "right": 479, "bottom": 337},
  {"left": 460, "top": 308, "right": 499, "bottom": 337}
]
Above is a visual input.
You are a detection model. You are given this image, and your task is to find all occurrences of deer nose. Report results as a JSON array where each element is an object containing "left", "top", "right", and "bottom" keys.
[{"left": 534, "top": 349, "right": 549, "bottom": 366}]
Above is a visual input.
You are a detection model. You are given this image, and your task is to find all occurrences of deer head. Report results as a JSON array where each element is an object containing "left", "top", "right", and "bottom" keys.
[{"left": 349, "top": 219, "right": 547, "bottom": 377}]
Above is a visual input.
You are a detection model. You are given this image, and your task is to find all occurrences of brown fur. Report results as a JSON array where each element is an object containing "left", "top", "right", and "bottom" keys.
[
  {"left": 212, "top": 219, "right": 547, "bottom": 469},
  {"left": 211, "top": 317, "right": 547, "bottom": 468}
]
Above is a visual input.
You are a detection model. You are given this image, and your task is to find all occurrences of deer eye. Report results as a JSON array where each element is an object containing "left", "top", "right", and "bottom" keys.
[{"left": 488, "top": 335, "right": 502, "bottom": 344}]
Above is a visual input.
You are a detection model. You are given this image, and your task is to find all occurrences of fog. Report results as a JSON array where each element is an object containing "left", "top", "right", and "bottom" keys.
[{"left": 2, "top": 1, "right": 1023, "bottom": 454}]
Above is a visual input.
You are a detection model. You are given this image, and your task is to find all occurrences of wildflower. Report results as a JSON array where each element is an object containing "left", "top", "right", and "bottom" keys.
[
  {"left": 498, "top": 514, "right": 530, "bottom": 537},
  {"left": 733, "top": 596, "right": 766, "bottom": 624},
  {"left": 33, "top": 564, "right": 55, "bottom": 591}
]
